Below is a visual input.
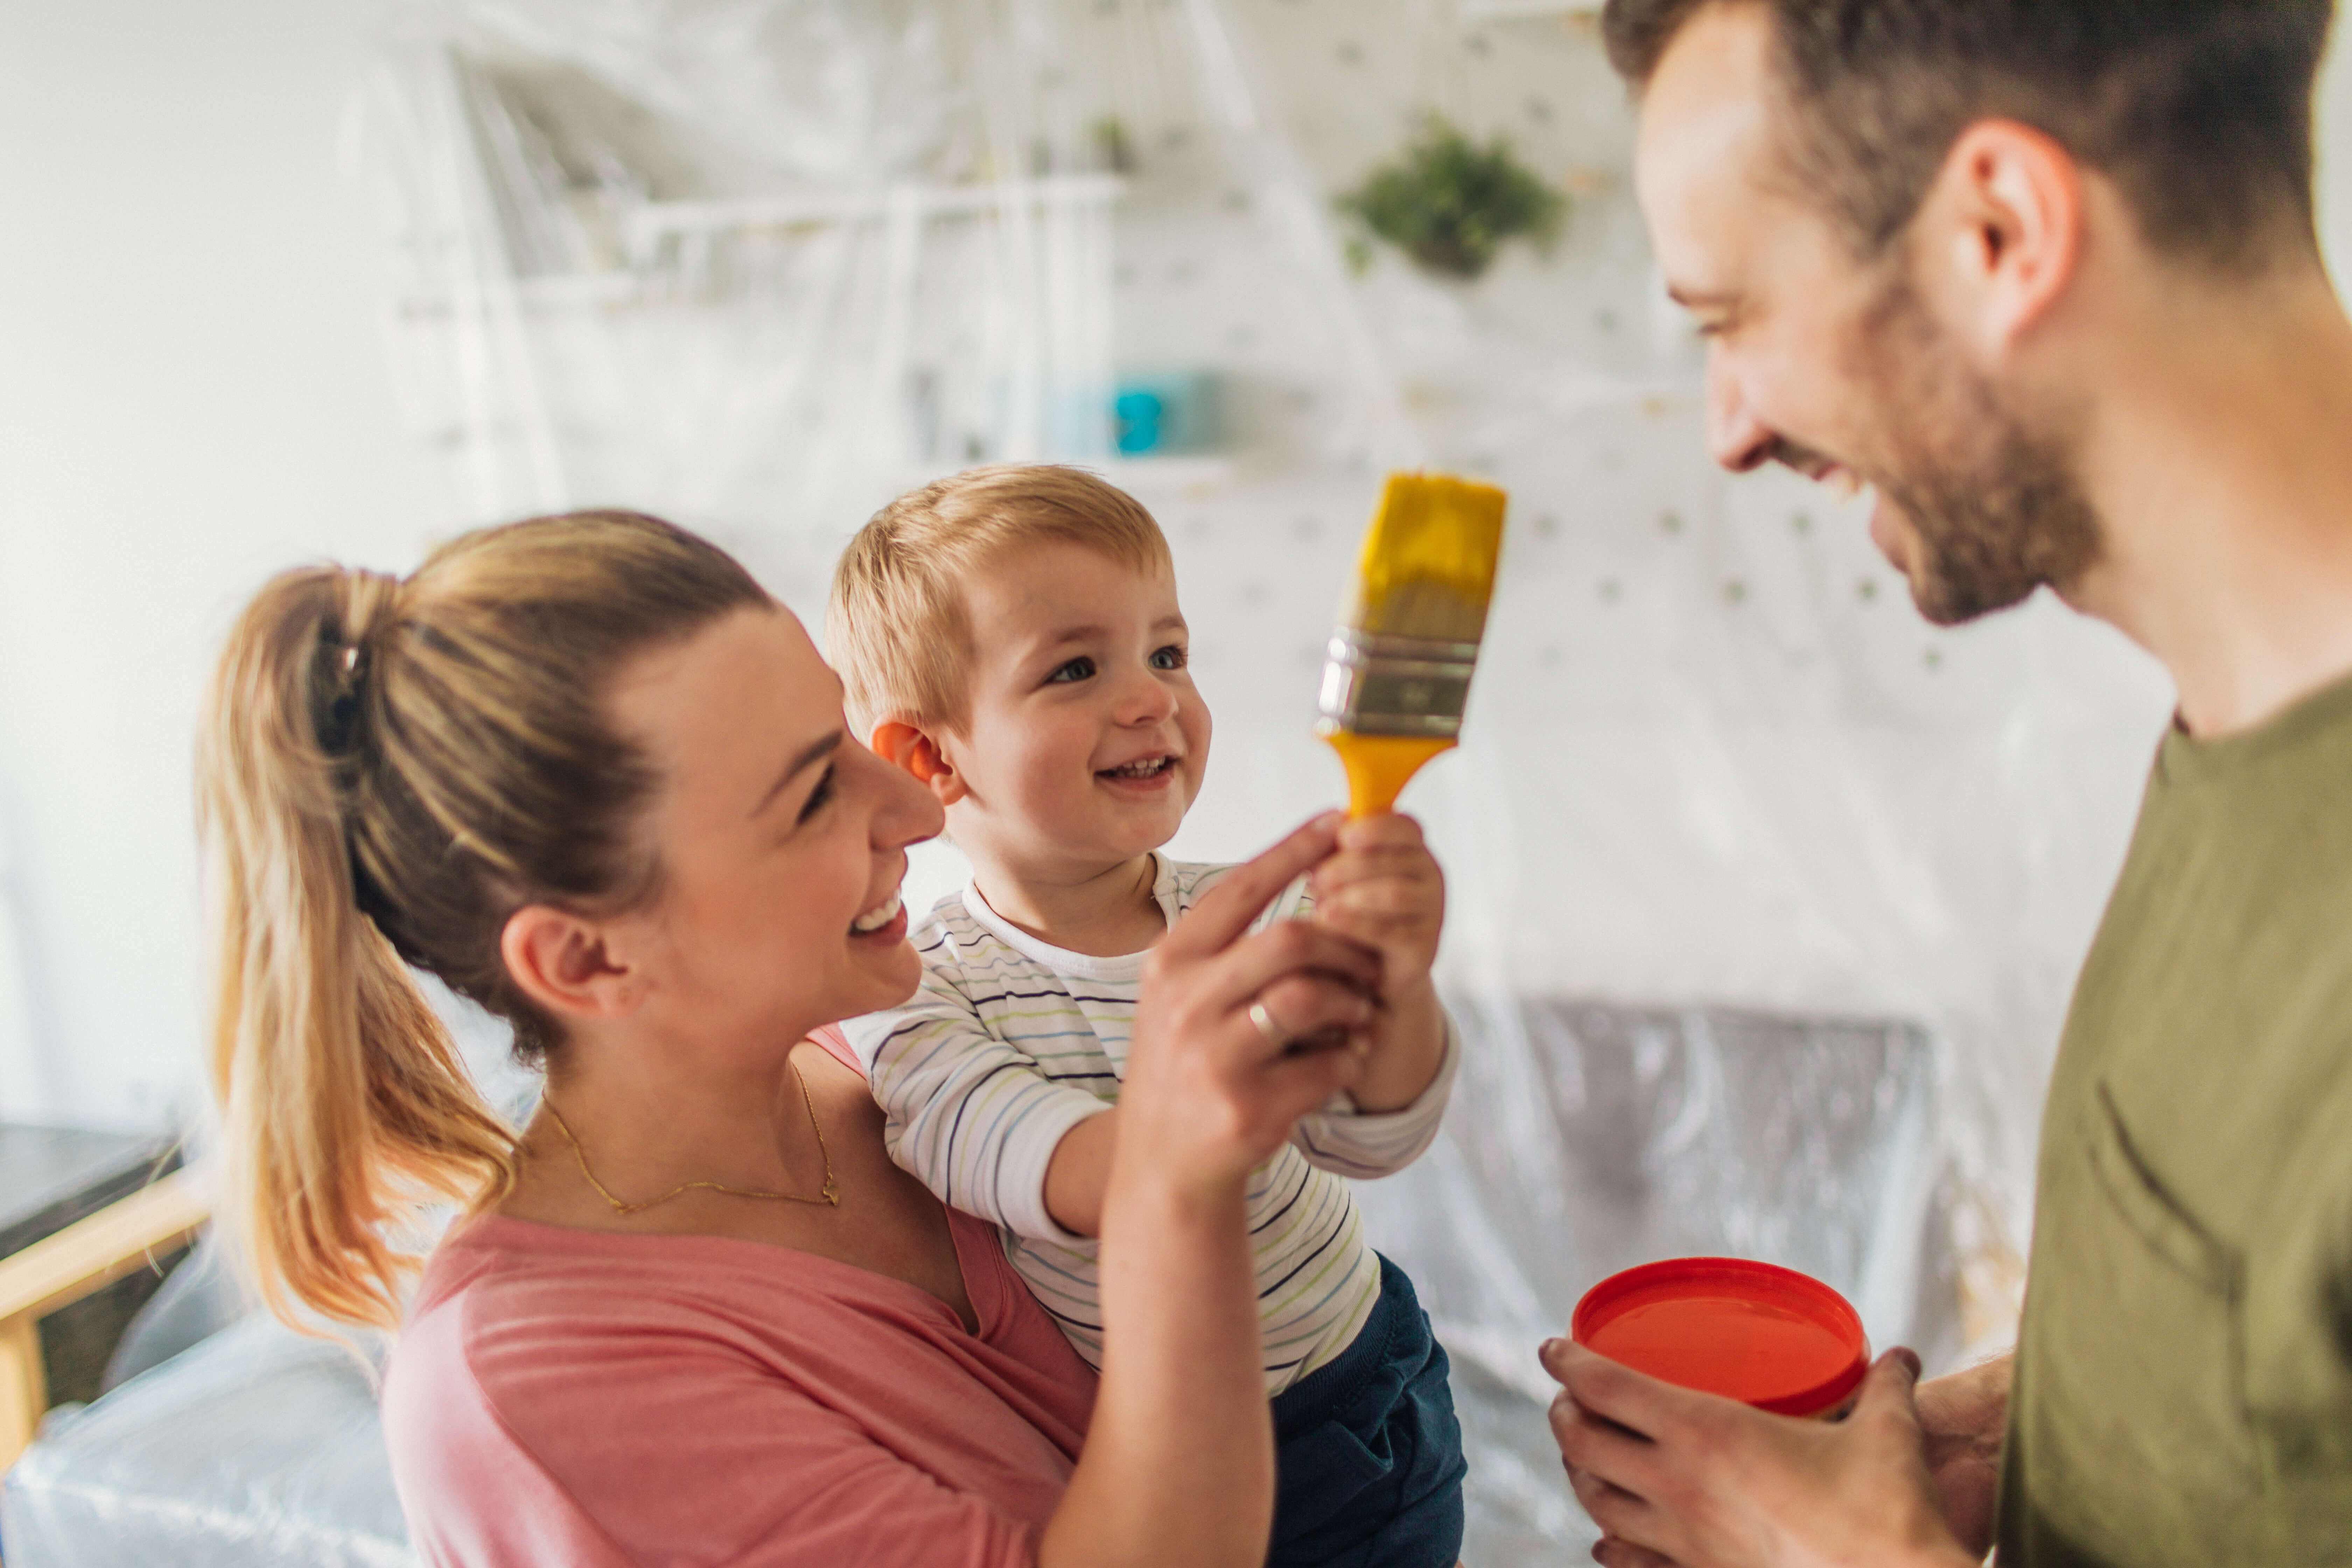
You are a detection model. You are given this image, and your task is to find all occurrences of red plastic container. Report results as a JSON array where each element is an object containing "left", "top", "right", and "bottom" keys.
[{"left": 1570, "top": 1258, "right": 1870, "bottom": 1419}]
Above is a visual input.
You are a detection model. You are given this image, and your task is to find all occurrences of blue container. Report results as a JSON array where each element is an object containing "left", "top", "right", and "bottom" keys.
[{"left": 1113, "top": 371, "right": 1219, "bottom": 455}]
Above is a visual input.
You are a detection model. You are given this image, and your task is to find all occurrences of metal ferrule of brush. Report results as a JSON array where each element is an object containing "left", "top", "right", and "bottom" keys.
[{"left": 1316, "top": 627, "right": 1481, "bottom": 739}]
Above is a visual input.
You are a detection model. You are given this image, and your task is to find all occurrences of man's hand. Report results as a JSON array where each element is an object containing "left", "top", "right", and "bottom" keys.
[
  {"left": 1540, "top": 1338, "right": 1980, "bottom": 1568},
  {"left": 1914, "top": 1353, "right": 2011, "bottom": 1557}
]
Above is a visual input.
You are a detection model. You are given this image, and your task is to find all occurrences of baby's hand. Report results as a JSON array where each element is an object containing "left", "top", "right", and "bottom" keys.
[{"left": 1307, "top": 814, "right": 1444, "bottom": 997}]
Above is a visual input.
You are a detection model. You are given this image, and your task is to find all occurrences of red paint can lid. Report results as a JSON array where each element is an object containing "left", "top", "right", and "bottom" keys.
[{"left": 1571, "top": 1257, "right": 1870, "bottom": 1418}]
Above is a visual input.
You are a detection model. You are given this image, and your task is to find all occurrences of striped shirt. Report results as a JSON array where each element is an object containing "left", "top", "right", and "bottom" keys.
[{"left": 844, "top": 856, "right": 1458, "bottom": 1392}]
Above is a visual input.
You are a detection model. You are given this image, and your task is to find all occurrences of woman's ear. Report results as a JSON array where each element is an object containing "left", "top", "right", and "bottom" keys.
[
  {"left": 870, "top": 720, "right": 968, "bottom": 805},
  {"left": 500, "top": 905, "right": 642, "bottom": 1024}
]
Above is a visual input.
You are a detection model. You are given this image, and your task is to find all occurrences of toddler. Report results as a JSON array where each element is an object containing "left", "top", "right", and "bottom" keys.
[{"left": 832, "top": 464, "right": 1466, "bottom": 1568}]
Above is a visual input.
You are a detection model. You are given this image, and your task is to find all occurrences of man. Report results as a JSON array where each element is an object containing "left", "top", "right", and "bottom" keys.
[{"left": 1539, "top": 2, "right": 2352, "bottom": 1565}]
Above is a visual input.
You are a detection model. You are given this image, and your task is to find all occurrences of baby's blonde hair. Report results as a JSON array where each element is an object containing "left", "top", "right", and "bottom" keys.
[{"left": 827, "top": 464, "right": 1173, "bottom": 734}]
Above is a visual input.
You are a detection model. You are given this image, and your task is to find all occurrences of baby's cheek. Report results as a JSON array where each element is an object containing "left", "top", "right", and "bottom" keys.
[
  {"left": 1184, "top": 688, "right": 1213, "bottom": 746},
  {"left": 1017, "top": 730, "right": 1085, "bottom": 801}
]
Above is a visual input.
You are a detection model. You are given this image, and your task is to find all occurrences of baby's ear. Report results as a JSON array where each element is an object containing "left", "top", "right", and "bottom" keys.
[
  {"left": 870, "top": 721, "right": 965, "bottom": 803},
  {"left": 869, "top": 720, "right": 938, "bottom": 779}
]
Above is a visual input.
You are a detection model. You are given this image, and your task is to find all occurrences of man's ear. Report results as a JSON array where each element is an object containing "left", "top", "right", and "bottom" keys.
[
  {"left": 1928, "top": 118, "right": 2083, "bottom": 358},
  {"left": 500, "top": 905, "right": 641, "bottom": 1024},
  {"left": 870, "top": 720, "right": 969, "bottom": 805}
]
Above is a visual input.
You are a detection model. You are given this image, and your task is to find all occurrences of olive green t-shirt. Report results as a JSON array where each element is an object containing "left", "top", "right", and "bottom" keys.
[{"left": 1998, "top": 671, "right": 2352, "bottom": 1566}]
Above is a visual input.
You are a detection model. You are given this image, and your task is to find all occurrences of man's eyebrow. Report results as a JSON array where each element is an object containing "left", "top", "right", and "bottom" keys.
[{"left": 753, "top": 729, "right": 843, "bottom": 817}]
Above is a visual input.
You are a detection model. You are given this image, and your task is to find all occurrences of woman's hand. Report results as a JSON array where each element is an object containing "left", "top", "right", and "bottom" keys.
[
  {"left": 1122, "top": 812, "right": 1381, "bottom": 1190},
  {"left": 1540, "top": 1339, "right": 1981, "bottom": 1568},
  {"left": 1047, "top": 813, "right": 1381, "bottom": 1568}
]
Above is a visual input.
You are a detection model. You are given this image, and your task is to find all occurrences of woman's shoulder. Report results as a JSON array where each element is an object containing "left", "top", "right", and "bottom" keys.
[
  {"left": 389, "top": 1210, "right": 1091, "bottom": 1407},
  {"left": 381, "top": 1214, "right": 884, "bottom": 1561},
  {"left": 390, "top": 1215, "right": 785, "bottom": 1411},
  {"left": 397, "top": 1211, "right": 849, "bottom": 1354},
  {"left": 383, "top": 1212, "right": 1088, "bottom": 1566},
  {"left": 382, "top": 1222, "right": 648, "bottom": 1564}
]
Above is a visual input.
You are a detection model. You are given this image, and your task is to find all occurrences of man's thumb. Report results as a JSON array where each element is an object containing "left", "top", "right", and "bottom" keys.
[{"left": 1855, "top": 1346, "right": 1925, "bottom": 1419}]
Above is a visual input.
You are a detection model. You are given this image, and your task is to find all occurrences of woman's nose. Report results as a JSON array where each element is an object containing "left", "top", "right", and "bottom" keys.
[{"left": 869, "top": 746, "right": 944, "bottom": 847}]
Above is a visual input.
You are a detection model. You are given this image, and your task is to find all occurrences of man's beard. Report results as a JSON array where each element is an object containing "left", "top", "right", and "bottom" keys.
[{"left": 1854, "top": 276, "right": 2105, "bottom": 627}]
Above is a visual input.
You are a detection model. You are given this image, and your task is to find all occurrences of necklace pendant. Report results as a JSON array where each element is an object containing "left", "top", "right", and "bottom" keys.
[{"left": 821, "top": 1176, "right": 841, "bottom": 1206}]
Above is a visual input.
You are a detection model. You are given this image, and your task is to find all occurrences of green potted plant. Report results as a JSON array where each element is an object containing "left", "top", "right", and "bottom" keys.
[{"left": 1339, "top": 114, "right": 1567, "bottom": 280}]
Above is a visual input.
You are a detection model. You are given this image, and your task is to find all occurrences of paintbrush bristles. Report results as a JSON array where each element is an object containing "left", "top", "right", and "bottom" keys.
[
  {"left": 1344, "top": 474, "right": 1508, "bottom": 642},
  {"left": 1347, "top": 578, "right": 1491, "bottom": 644},
  {"left": 1318, "top": 472, "right": 1510, "bottom": 751}
]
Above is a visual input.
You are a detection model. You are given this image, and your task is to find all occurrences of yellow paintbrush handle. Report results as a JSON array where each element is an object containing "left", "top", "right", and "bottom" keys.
[{"left": 1325, "top": 732, "right": 1455, "bottom": 818}]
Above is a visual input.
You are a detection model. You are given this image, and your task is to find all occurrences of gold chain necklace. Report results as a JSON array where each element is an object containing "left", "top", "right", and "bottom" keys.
[{"left": 541, "top": 1063, "right": 841, "bottom": 1215}]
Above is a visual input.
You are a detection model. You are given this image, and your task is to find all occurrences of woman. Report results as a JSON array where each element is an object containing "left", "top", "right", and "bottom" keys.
[{"left": 200, "top": 509, "right": 1387, "bottom": 1565}]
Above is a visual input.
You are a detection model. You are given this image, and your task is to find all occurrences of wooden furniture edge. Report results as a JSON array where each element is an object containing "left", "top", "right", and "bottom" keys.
[{"left": 0, "top": 1167, "right": 211, "bottom": 1473}]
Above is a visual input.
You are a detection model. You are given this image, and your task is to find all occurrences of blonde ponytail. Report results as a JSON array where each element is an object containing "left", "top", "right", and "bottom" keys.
[{"left": 197, "top": 513, "right": 767, "bottom": 1329}]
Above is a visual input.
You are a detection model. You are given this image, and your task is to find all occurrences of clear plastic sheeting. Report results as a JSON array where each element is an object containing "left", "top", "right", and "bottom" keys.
[
  {"left": 410, "top": 0, "right": 966, "bottom": 184},
  {"left": 0, "top": 1316, "right": 410, "bottom": 1568},
  {"left": 97, "top": 1233, "right": 252, "bottom": 1396},
  {"left": 1357, "top": 995, "right": 1954, "bottom": 1564},
  {"left": 355, "top": 0, "right": 2175, "bottom": 1283},
  {"left": 357, "top": 0, "right": 1132, "bottom": 597}
]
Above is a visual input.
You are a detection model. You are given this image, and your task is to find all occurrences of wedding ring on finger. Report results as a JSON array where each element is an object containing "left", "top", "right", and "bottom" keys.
[{"left": 1248, "top": 999, "right": 1292, "bottom": 1050}]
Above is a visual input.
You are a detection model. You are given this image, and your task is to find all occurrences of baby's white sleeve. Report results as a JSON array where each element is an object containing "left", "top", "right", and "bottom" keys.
[
  {"left": 842, "top": 965, "right": 1110, "bottom": 1243},
  {"left": 1288, "top": 1011, "right": 1461, "bottom": 1179}
]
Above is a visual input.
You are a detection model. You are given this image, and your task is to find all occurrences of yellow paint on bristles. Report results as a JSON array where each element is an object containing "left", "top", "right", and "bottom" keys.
[
  {"left": 1326, "top": 472, "right": 1508, "bottom": 817},
  {"left": 1347, "top": 472, "right": 1508, "bottom": 642}
]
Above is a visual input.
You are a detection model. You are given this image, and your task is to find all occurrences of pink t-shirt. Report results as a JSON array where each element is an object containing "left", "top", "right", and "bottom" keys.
[{"left": 383, "top": 1141, "right": 1097, "bottom": 1566}]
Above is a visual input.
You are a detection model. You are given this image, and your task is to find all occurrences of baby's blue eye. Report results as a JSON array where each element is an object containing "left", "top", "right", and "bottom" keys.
[
  {"left": 1150, "top": 645, "right": 1187, "bottom": 671},
  {"left": 1046, "top": 656, "right": 1097, "bottom": 684}
]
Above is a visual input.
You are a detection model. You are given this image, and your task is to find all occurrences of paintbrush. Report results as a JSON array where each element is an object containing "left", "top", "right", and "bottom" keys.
[{"left": 1317, "top": 472, "right": 1509, "bottom": 818}]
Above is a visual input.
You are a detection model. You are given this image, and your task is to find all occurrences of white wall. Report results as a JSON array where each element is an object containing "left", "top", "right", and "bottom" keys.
[{"left": 0, "top": 0, "right": 435, "bottom": 1128}]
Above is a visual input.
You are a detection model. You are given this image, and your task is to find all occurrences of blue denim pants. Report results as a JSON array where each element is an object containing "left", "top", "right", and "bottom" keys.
[{"left": 1266, "top": 1255, "right": 1467, "bottom": 1568}]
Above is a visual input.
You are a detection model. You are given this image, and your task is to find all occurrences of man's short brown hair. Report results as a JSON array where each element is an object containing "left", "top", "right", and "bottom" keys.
[
  {"left": 826, "top": 464, "right": 1174, "bottom": 735},
  {"left": 1602, "top": 0, "right": 2336, "bottom": 273}
]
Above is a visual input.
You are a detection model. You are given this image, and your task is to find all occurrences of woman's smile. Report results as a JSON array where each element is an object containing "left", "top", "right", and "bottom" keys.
[{"left": 850, "top": 890, "right": 908, "bottom": 942}]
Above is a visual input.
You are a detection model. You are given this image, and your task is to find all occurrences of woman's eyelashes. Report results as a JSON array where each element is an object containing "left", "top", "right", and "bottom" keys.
[{"left": 794, "top": 764, "right": 836, "bottom": 825}]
